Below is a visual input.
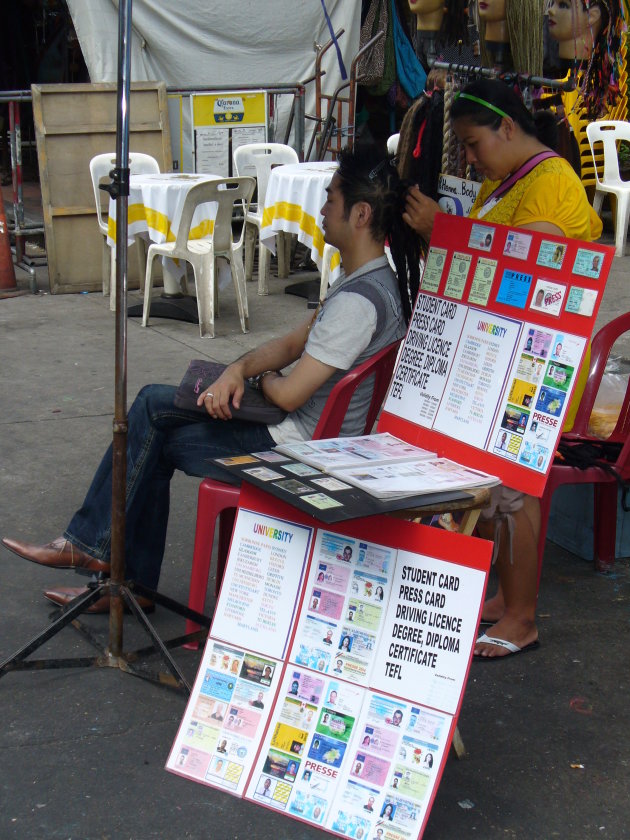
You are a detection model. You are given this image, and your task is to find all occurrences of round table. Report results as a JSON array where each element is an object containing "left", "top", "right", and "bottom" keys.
[
  {"left": 260, "top": 161, "right": 342, "bottom": 291},
  {"left": 107, "top": 172, "right": 222, "bottom": 294}
]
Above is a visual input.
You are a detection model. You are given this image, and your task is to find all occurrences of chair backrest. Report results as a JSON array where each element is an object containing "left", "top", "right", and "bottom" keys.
[
  {"left": 233, "top": 143, "right": 299, "bottom": 207},
  {"left": 387, "top": 133, "right": 400, "bottom": 156},
  {"left": 175, "top": 176, "right": 256, "bottom": 254},
  {"left": 571, "top": 313, "right": 630, "bottom": 452},
  {"left": 89, "top": 152, "right": 160, "bottom": 233},
  {"left": 313, "top": 340, "right": 402, "bottom": 439},
  {"left": 586, "top": 121, "right": 630, "bottom": 189}
]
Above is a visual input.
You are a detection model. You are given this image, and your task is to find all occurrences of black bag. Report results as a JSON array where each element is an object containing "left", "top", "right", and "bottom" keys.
[
  {"left": 174, "top": 360, "right": 288, "bottom": 425},
  {"left": 555, "top": 439, "right": 629, "bottom": 511}
]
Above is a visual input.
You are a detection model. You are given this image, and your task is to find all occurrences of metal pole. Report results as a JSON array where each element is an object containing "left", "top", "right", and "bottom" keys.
[
  {"left": 431, "top": 61, "right": 577, "bottom": 92},
  {"left": 109, "top": 0, "right": 133, "bottom": 658},
  {"left": 8, "top": 101, "right": 24, "bottom": 263}
]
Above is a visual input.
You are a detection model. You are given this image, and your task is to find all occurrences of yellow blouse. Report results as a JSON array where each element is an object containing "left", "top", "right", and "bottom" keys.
[
  {"left": 469, "top": 156, "right": 602, "bottom": 242},
  {"left": 468, "top": 155, "right": 599, "bottom": 432}
]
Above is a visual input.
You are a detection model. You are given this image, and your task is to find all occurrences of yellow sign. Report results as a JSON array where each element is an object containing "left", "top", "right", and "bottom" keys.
[{"left": 192, "top": 91, "right": 266, "bottom": 128}]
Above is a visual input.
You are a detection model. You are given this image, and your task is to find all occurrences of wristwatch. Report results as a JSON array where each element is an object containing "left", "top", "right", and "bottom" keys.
[{"left": 248, "top": 370, "right": 280, "bottom": 390}]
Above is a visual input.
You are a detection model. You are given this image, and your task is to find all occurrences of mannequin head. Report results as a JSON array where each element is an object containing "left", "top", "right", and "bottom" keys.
[
  {"left": 477, "top": 0, "right": 508, "bottom": 42},
  {"left": 409, "top": 0, "right": 471, "bottom": 66},
  {"left": 408, "top": 0, "right": 444, "bottom": 31},
  {"left": 561, "top": 0, "right": 626, "bottom": 118},
  {"left": 408, "top": 0, "right": 470, "bottom": 40},
  {"left": 547, "top": 0, "right": 603, "bottom": 60}
]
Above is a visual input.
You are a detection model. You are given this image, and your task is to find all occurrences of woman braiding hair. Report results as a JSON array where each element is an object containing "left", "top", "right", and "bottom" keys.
[
  {"left": 404, "top": 78, "right": 601, "bottom": 243},
  {"left": 402, "top": 78, "right": 601, "bottom": 660}
]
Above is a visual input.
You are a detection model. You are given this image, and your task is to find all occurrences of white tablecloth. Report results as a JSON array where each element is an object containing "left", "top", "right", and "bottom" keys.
[
  {"left": 107, "top": 172, "right": 221, "bottom": 292},
  {"left": 260, "top": 161, "right": 342, "bottom": 285}
]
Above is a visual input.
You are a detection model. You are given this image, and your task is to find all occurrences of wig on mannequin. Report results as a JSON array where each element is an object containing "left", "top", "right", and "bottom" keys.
[
  {"left": 577, "top": 0, "right": 627, "bottom": 118},
  {"left": 436, "top": 0, "right": 471, "bottom": 46},
  {"left": 477, "top": 0, "right": 545, "bottom": 75}
]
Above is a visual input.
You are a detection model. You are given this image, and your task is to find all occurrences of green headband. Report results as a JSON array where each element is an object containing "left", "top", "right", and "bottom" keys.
[{"left": 455, "top": 92, "right": 510, "bottom": 120}]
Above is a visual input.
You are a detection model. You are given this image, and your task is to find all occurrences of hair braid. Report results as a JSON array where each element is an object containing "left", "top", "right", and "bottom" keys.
[{"left": 336, "top": 147, "right": 421, "bottom": 325}]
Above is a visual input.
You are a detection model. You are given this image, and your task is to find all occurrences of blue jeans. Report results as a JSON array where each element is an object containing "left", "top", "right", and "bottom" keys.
[{"left": 64, "top": 384, "right": 275, "bottom": 589}]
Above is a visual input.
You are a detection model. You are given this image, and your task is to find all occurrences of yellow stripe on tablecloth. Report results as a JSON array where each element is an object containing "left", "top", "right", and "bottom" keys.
[
  {"left": 108, "top": 205, "right": 214, "bottom": 243},
  {"left": 328, "top": 249, "right": 341, "bottom": 272},
  {"left": 262, "top": 201, "right": 341, "bottom": 273},
  {"left": 107, "top": 203, "right": 148, "bottom": 240}
]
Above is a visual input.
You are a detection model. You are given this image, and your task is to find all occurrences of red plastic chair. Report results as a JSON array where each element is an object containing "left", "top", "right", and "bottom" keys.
[
  {"left": 185, "top": 339, "right": 402, "bottom": 639},
  {"left": 537, "top": 313, "right": 630, "bottom": 583}
]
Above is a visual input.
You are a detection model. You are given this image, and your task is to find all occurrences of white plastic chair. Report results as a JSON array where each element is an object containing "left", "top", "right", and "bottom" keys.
[
  {"left": 142, "top": 176, "right": 256, "bottom": 338},
  {"left": 89, "top": 152, "right": 160, "bottom": 310},
  {"left": 387, "top": 133, "right": 400, "bottom": 155},
  {"left": 319, "top": 244, "right": 336, "bottom": 302},
  {"left": 233, "top": 142, "right": 299, "bottom": 295},
  {"left": 586, "top": 120, "right": 630, "bottom": 257}
]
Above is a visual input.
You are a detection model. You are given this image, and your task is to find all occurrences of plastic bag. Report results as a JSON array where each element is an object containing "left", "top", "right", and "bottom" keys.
[{"left": 588, "top": 369, "right": 628, "bottom": 439}]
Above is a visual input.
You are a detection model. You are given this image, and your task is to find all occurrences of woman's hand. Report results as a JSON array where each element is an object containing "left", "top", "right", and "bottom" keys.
[
  {"left": 196, "top": 365, "right": 245, "bottom": 420},
  {"left": 403, "top": 185, "right": 440, "bottom": 241}
]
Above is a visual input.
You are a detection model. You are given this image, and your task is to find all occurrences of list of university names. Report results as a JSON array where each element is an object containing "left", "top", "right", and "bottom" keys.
[
  {"left": 443, "top": 332, "right": 499, "bottom": 427},
  {"left": 223, "top": 536, "right": 286, "bottom": 637}
]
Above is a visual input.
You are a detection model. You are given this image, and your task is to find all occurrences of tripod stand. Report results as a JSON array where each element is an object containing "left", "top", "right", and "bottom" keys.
[{"left": 0, "top": 0, "right": 209, "bottom": 692}]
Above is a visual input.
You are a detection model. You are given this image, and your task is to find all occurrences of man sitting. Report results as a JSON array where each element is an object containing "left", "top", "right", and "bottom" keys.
[{"left": 2, "top": 146, "right": 420, "bottom": 611}]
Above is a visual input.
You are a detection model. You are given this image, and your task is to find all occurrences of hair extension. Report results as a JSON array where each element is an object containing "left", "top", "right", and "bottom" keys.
[
  {"left": 578, "top": 0, "right": 627, "bottom": 118},
  {"left": 396, "top": 88, "right": 445, "bottom": 200},
  {"left": 477, "top": 0, "right": 545, "bottom": 74},
  {"left": 507, "top": 0, "right": 545, "bottom": 76},
  {"left": 336, "top": 147, "right": 421, "bottom": 324},
  {"left": 438, "top": 0, "right": 471, "bottom": 46}
]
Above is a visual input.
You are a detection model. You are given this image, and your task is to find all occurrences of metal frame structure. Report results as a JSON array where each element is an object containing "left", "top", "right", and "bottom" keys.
[
  {"left": 304, "top": 28, "right": 385, "bottom": 161},
  {"left": 1, "top": 90, "right": 43, "bottom": 285}
]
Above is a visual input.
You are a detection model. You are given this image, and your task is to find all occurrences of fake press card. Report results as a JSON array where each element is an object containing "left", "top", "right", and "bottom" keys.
[
  {"left": 326, "top": 693, "right": 452, "bottom": 839},
  {"left": 381, "top": 214, "right": 613, "bottom": 497},
  {"left": 245, "top": 667, "right": 365, "bottom": 825},
  {"left": 289, "top": 529, "right": 396, "bottom": 686}
]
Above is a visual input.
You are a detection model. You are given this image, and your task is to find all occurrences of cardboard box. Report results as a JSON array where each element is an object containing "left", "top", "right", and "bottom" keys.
[{"left": 547, "top": 483, "right": 630, "bottom": 560}]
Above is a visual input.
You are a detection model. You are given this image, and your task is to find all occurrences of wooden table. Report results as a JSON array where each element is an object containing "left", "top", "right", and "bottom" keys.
[{"left": 389, "top": 486, "right": 492, "bottom": 537}]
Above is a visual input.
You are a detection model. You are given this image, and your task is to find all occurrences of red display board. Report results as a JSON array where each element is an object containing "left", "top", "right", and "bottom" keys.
[
  {"left": 379, "top": 214, "right": 614, "bottom": 496},
  {"left": 167, "top": 484, "right": 492, "bottom": 839}
]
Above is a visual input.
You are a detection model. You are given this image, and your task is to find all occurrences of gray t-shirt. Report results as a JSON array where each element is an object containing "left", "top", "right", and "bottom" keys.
[{"left": 269, "top": 256, "right": 406, "bottom": 443}]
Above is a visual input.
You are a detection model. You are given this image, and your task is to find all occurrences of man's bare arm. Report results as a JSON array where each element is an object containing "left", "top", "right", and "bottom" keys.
[
  {"left": 262, "top": 352, "right": 337, "bottom": 412},
  {"left": 197, "top": 314, "right": 315, "bottom": 419}
]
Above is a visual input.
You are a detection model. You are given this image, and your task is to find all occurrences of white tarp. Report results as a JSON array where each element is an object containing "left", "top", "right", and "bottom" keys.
[{"left": 67, "top": 0, "right": 360, "bottom": 131}]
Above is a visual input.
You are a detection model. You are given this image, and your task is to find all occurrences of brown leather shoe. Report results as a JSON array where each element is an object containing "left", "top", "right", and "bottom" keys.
[
  {"left": 43, "top": 586, "right": 155, "bottom": 614},
  {"left": 2, "top": 537, "right": 110, "bottom": 575}
]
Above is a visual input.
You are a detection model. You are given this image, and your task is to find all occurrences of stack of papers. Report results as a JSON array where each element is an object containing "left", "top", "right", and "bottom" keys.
[{"left": 276, "top": 434, "right": 499, "bottom": 499}]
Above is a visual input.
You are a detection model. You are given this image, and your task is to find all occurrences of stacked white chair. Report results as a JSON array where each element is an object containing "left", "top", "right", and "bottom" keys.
[
  {"left": 89, "top": 152, "right": 160, "bottom": 310},
  {"left": 586, "top": 120, "right": 630, "bottom": 257},
  {"left": 233, "top": 142, "right": 299, "bottom": 294}
]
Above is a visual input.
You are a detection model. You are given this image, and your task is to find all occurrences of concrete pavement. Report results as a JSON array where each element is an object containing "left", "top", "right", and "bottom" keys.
[{"left": 0, "top": 218, "right": 628, "bottom": 839}]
